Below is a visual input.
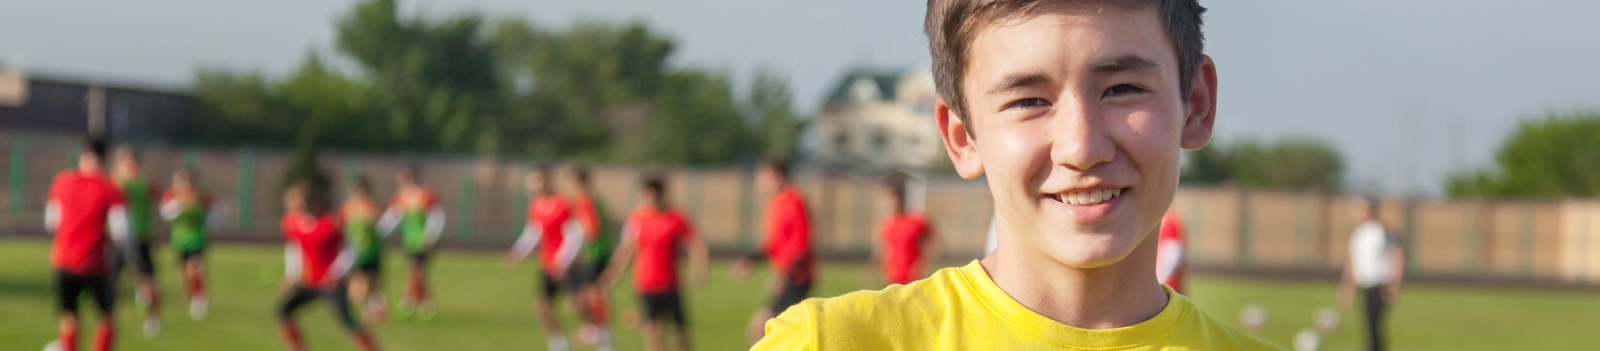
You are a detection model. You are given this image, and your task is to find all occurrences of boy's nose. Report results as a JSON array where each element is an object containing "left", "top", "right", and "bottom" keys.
[{"left": 1048, "top": 98, "right": 1114, "bottom": 172}]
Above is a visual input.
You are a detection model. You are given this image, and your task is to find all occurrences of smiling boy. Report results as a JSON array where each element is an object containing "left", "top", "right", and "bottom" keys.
[{"left": 753, "top": 0, "right": 1283, "bottom": 349}]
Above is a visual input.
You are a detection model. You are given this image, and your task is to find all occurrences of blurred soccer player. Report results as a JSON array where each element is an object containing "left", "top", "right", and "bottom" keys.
[
  {"left": 111, "top": 146, "right": 163, "bottom": 337},
  {"left": 45, "top": 138, "right": 138, "bottom": 351},
  {"left": 862, "top": 173, "right": 942, "bottom": 286},
  {"left": 600, "top": 174, "right": 708, "bottom": 351},
  {"left": 504, "top": 166, "right": 586, "bottom": 351},
  {"left": 160, "top": 167, "right": 217, "bottom": 321},
  {"left": 732, "top": 160, "right": 813, "bottom": 343},
  {"left": 377, "top": 166, "right": 444, "bottom": 320},
  {"left": 1339, "top": 197, "right": 1405, "bottom": 351},
  {"left": 277, "top": 183, "right": 381, "bottom": 351},
  {"left": 341, "top": 175, "right": 387, "bottom": 323},
  {"left": 568, "top": 167, "right": 618, "bottom": 349},
  {"left": 1156, "top": 209, "right": 1187, "bottom": 294}
]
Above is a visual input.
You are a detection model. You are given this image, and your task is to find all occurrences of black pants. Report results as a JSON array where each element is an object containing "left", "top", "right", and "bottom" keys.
[
  {"left": 1363, "top": 287, "right": 1388, "bottom": 351},
  {"left": 278, "top": 283, "right": 363, "bottom": 332}
]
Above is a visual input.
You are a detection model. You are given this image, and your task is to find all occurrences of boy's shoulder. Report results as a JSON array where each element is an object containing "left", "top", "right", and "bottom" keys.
[{"left": 755, "top": 263, "right": 971, "bottom": 350}]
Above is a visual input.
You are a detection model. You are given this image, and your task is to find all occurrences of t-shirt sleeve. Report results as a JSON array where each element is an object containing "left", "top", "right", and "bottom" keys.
[
  {"left": 752, "top": 301, "right": 816, "bottom": 351},
  {"left": 46, "top": 174, "right": 65, "bottom": 203}
]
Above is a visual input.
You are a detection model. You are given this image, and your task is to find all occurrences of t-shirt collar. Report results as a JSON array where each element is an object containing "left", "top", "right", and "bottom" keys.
[{"left": 957, "top": 260, "right": 1188, "bottom": 349}]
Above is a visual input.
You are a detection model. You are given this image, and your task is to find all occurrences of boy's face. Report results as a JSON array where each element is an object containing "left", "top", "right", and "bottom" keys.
[
  {"left": 937, "top": 5, "right": 1216, "bottom": 269},
  {"left": 527, "top": 172, "right": 548, "bottom": 194}
]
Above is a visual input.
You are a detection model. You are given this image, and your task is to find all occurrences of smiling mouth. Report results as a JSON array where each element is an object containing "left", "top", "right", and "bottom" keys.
[{"left": 1047, "top": 188, "right": 1126, "bottom": 206}]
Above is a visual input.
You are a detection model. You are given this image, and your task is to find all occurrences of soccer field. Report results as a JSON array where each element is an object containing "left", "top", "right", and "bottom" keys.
[{"left": 2, "top": 239, "right": 1598, "bottom": 351}]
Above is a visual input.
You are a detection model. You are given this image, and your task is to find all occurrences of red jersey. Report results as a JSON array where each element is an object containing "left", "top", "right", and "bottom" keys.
[
  {"left": 529, "top": 195, "right": 572, "bottom": 273},
  {"left": 571, "top": 194, "right": 601, "bottom": 239},
  {"left": 625, "top": 208, "right": 697, "bottom": 294},
  {"left": 880, "top": 212, "right": 932, "bottom": 285},
  {"left": 763, "top": 186, "right": 813, "bottom": 283},
  {"left": 1156, "top": 211, "right": 1186, "bottom": 294},
  {"left": 48, "top": 170, "right": 125, "bottom": 275},
  {"left": 282, "top": 212, "right": 345, "bottom": 286}
]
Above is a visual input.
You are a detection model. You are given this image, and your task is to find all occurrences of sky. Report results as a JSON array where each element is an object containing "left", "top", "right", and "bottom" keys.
[{"left": 4, "top": 0, "right": 1600, "bottom": 195}]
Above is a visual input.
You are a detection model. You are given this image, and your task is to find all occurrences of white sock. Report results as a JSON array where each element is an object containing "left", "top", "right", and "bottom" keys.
[{"left": 546, "top": 334, "right": 570, "bottom": 351}]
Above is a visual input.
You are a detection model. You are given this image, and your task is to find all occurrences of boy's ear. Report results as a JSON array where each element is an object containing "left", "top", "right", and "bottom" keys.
[
  {"left": 1180, "top": 55, "right": 1219, "bottom": 150},
  {"left": 936, "top": 98, "right": 985, "bottom": 179}
]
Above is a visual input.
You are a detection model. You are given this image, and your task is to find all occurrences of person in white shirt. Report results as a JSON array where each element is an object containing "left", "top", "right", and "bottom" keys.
[{"left": 1338, "top": 197, "right": 1404, "bottom": 351}]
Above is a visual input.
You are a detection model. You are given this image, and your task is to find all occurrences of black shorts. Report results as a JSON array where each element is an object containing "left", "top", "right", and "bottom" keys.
[
  {"left": 408, "top": 251, "right": 431, "bottom": 266},
  {"left": 179, "top": 248, "right": 205, "bottom": 263},
  {"left": 769, "top": 281, "right": 812, "bottom": 314},
  {"left": 117, "top": 243, "right": 156, "bottom": 276},
  {"left": 567, "top": 260, "right": 607, "bottom": 291},
  {"left": 278, "top": 283, "right": 362, "bottom": 332},
  {"left": 356, "top": 258, "right": 382, "bottom": 276},
  {"left": 56, "top": 271, "right": 114, "bottom": 314},
  {"left": 640, "top": 291, "right": 687, "bottom": 325},
  {"left": 539, "top": 272, "right": 567, "bottom": 299}
]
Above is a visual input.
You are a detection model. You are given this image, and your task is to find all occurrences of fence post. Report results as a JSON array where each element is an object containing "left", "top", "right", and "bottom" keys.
[
  {"left": 1403, "top": 199, "right": 1419, "bottom": 274},
  {"left": 686, "top": 169, "right": 703, "bottom": 226},
  {"left": 1237, "top": 188, "right": 1254, "bottom": 268},
  {"left": 736, "top": 165, "right": 755, "bottom": 250},
  {"left": 1295, "top": 193, "right": 1313, "bottom": 269},
  {"left": 236, "top": 148, "right": 255, "bottom": 231},
  {"left": 456, "top": 163, "right": 475, "bottom": 238},
  {"left": 9, "top": 140, "right": 24, "bottom": 216},
  {"left": 1518, "top": 204, "right": 1534, "bottom": 279},
  {"left": 1462, "top": 201, "right": 1479, "bottom": 277}
]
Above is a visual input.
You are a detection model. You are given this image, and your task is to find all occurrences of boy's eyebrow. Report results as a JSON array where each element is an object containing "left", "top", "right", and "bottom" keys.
[
  {"left": 985, "top": 73, "right": 1053, "bottom": 96},
  {"left": 1091, "top": 55, "right": 1160, "bottom": 74}
]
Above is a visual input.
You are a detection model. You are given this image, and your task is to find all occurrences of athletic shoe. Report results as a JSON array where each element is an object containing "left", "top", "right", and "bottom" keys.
[
  {"left": 144, "top": 316, "right": 162, "bottom": 338},
  {"left": 42, "top": 341, "right": 61, "bottom": 351},
  {"left": 190, "top": 297, "right": 209, "bottom": 320},
  {"left": 417, "top": 302, "right": 438, "bottom": 322},
  {"left": 546, "top": 334, "right": 570, "bottom": 351}
]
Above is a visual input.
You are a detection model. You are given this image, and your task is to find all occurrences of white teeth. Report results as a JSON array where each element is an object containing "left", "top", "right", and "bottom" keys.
[{"left": 1059, "top": 188, "right": 1122, "bottom": 206}]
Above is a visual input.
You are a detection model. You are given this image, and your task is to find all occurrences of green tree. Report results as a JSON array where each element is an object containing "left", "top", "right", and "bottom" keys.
[
  {"left": 746, "top": 68, "right": 807, "bottom": 160},
  {"left": 1447, "top": 109, "right": 1600, "bottom": 198},
  {"left": 1180, "top": 137, "right": 1345, "bottom": 192}
]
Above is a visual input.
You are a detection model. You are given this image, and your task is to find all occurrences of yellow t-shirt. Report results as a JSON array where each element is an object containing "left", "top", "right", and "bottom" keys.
[{"left": 754, "top": 260, "right": 1285, "bottom": 350}]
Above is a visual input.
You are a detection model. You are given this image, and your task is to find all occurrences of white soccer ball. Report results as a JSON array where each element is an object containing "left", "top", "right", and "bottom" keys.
[
  {"left": 1293, "top": 327, "right": 1321, "bottom": 351},
  {"left": 42, "top": 341, "right": 62, "bottom": 351},
  {"left": 1313, "top": 307, "right": 1339, "bottom": 334},
  {"left": 1239, "top": 304, "right": 1267, "bottom": 332}
]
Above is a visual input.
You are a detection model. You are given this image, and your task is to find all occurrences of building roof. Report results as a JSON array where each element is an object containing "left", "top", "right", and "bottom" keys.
[{"left": 822, "top": 67, "right": 908, "bottom": 105}]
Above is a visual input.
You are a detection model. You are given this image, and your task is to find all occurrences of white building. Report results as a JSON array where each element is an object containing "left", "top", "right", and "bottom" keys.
[{"left": 813, "top": 67, "right": 944, "bottom": 170}]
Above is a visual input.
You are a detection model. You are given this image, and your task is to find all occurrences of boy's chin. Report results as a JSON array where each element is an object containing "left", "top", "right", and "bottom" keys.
[{"left": 1037, "top": 232, "right": 1144, "bottom": 269}]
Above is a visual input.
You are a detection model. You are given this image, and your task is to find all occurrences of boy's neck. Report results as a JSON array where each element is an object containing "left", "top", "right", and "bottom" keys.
[{"left": 981, "top": 226, "right": 1168, "bottom": 330}]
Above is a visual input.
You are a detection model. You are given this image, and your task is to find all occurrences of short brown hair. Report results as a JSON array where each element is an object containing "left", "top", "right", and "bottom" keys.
[{"left": 925, "top": 0, "right": 1207, "bottom": 137}]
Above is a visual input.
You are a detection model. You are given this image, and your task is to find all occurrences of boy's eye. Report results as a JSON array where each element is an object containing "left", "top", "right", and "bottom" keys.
[
  {"left": 1103, "top": 84, "right": 1147, "bottom": 98},
  {"left": 1003, "top": 98, "right": 1051, "bottom": 110}
]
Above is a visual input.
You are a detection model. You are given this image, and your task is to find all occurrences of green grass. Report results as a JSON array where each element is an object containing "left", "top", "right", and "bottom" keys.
[{"left": 2, "top": 239, "right": 1598, "bottom": 350}]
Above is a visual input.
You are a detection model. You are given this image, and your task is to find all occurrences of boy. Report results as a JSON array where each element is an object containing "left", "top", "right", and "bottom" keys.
[
  {"left": 568, "top": 167, "right": 618, "bottom": 349},
  {"left": 504, "top": 166, "right": 586, "bottom": 351},
  {"left": 600, "top": 175, "right": 709, "bottom": 351},
  {"left": 1338, "top": 198, "right": 1404, "bottom": 351},
  {"left": 754, "top": 0, "right": 1283, "bottom": 349},
  {"left": 341, "top": 176, "right": 388, "bottom": 323},
  {"left": 160, "top": 167, "right": 215, "bottom": 320},
  {"left": 277, "top": 183, "right": 382, "bottom": 351},
  {"left": 45, "top": 139, "right": 139, "bottom": 351},
  {"left": 111, "top": 146, "right": 163, "bottom": 337},
  {"left": 377, "top": 166, "right": 445, "bottom": 319},
  {"left": 731, "top": 160, "right": 813, "bottom": 343},
  {"left": 864, "top": 173, "right": 942, "bottom": 286}
]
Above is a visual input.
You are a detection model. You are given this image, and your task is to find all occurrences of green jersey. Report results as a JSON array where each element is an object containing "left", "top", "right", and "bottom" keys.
[
  {"left": 117, "top": 176, "right": 157, "bottom": 242},
  {"left": 165, "top": 191, "right": 210, "bottom": 253},
  {"left": 391, "top": 188, "right": 439, "bottom": 253},
  {"left": 343, "top": 198, "right": 383, "bottom": 265}
]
